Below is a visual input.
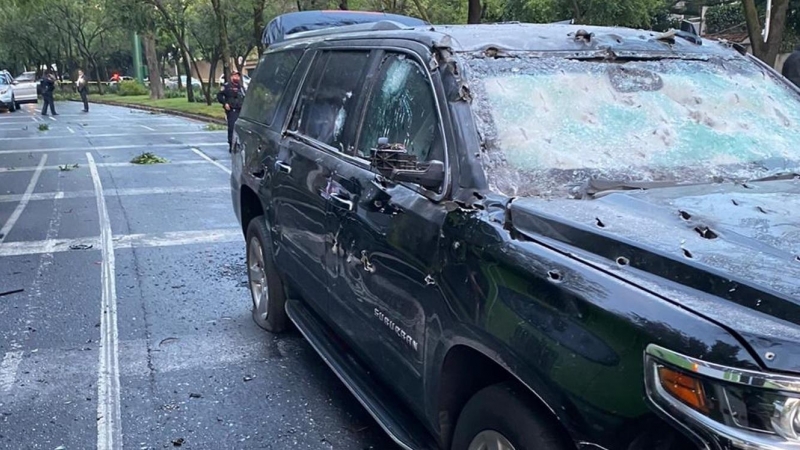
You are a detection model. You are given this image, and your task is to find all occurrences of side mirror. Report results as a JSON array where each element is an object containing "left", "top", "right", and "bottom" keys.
[{"left": 370, "top": 139, "right": 444, "bottom": 190}]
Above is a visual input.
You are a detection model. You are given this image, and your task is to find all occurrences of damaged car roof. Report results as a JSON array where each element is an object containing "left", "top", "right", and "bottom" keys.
[{"left": 278, "top": 22, "right": 742, "bottom": 59}]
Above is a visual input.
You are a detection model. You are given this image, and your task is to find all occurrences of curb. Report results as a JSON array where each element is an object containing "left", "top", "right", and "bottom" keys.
[{"left": 72, "top": 98, "right": 226, "bottom": 125}]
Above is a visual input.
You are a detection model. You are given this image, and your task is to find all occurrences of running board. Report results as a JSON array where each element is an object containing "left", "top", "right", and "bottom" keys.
[{"left": 285, "top": 299, "right": 438, "bottom": 450}]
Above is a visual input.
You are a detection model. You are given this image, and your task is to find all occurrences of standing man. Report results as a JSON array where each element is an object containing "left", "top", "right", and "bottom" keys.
[
  {"left": 77, "top": 69, "right": 89, "bottom": 112},
  {"left": 40, "top": 71, "right": 57, "bottom": 116},
  {"left": 217, "top": 71, "right": 245, "bottom": 152},
  {"left": 782, "top": 45, "right": 800, "bottom": 89}
]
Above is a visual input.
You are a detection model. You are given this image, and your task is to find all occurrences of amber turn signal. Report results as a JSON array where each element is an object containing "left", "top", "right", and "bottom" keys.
[{"left": 658, "top": 366, "right": 708, "bottom": 413}]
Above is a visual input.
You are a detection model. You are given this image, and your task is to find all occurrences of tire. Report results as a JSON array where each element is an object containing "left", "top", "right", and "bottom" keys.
[
  {"left": 245, "top": 216, "right": 289, "bottom": 332},
  {"left": 451, "top": 382, "right": 568, "bottom": 450},
  {"left": 8, "top": 98, "right": 15, "bottom": 112}
]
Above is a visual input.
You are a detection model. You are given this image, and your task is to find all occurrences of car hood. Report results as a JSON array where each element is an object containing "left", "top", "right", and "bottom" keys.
[{"left": 508, "top": 179, "right": 800, "bottom": 373}]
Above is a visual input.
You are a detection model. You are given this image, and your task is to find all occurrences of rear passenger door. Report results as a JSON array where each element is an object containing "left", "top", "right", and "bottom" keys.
[
  {"left": 271, "top": 48, "right": 375, "bottom": 315},
  {"left": 325, "top": 49, "right": 450, "bottom": 405}
]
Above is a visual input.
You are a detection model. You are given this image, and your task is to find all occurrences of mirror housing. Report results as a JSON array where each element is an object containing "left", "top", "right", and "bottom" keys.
[{"left": 370, "top": 139, "right": 444, "bottom": 190}]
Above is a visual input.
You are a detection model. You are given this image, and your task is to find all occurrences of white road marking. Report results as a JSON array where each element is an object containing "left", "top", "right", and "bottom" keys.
[
  {"left": 192, "top": 147, "right": 231, "bottom": 175},
  {"left": 0, "top": 154, "right": 47, "bottom": 244},
  {"left": 0, "top": 160, "right": 208, "bottom": 173},
  {"left": 67, "top": 126, "right": 75, "bottom": 134},
  {"left": 48, "top": 116, "right": 56, "bottom": 121},
  {"left": 1, "top": 131, "right": 223, "bottom": 140},
  {"left": 139, "top": 125, "right": 155, "bottom": 131},
  {"left": 0, "top": 142, "right": 228, "bottom": 155},
  {"left": 30, "top": 116, "right": 39, "bottom": 123},
  {"left": 0, "top": 228, "right": 241, "bottom": 257},
  {"left": 0, "top": 185, "right": 229, "bottom": 204},
  {"left": 87, "top": 152, "right": 123, "bottom": 450},
  {"left": 0, "top": 351, "right": 23, "bottom": 392}
]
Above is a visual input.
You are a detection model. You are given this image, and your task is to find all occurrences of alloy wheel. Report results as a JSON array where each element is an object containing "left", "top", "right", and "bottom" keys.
[
  {"left": 468, "top": 430, "right": 516, "bottom": 450},
  {"left": 247, "top": 236, "right": 269, "bottom": 319}
]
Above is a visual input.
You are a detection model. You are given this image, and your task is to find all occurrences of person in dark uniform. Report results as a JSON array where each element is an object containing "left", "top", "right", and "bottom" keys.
[
  {"left": 76, "top": 69, "right": 89, "bottom": 112},
  {"left": 782, "top": 45, "right": 800, "bottom": 89},
  {"left": 217, "top": 71, "right": 245, "bottom": 151},
  {"left": 40, "top": 71, "right": 57, "bottom": 116}
]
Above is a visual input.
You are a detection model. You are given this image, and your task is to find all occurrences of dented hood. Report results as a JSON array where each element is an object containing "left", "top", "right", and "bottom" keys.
[{"left": 509, "top": 179, "right": 800, "bottom": 373}]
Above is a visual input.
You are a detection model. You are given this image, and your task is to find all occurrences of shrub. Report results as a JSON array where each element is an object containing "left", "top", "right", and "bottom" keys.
[
  {"left": 118, "top": 80, "right": 148, "bottom": 96},
  {"left": 705, "top": 2, "right": 745, "bottom": 35}
]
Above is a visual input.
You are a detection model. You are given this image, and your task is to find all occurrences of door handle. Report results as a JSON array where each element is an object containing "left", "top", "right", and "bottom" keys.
[
  {"left": 275, "top": 161, "right": 291, "bottom": 174},
  {"left": 329, "top": 193, "right": 354, "bottom": 211}
]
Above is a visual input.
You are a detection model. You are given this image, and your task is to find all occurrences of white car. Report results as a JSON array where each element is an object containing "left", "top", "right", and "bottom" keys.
[
  {"left": 165, "top": 75, "right": 202, "bottom": 90},
  {"left": 0, "top": 72, "right": 17, "bottom": 112},
  {"left": 10, "top": 71, "right": 38, "bottom": 106},
  {"left": 218, "top": 74, "right": 250, "bottom": 89}
]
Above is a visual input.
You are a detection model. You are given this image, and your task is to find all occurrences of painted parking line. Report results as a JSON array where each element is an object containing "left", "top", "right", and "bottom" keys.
[
  {"left": 139, "top": 125, "right": 155, "bottom": 131},
  {"left": 0, "top": 142, "right": 228, "bottom": 155},
  {"left": 0, "top": 155, "right": 47, "bottom": 244},
  {"left": 87, "top": 152, "right": 123, "bottom": 450},
  {"left": 192, "top": 147, "right": 231, "bottom": 175},
  {"left": 0, "top": 228, "right": 241, "bottom": 257},
  {"left": 0, "top": 351, "right": 23, "bottom": 392},
  {"left": 1, "top": 130, "right": 224, "bottom": 141},
  {"left": 0, "top": 186, "right": 229, "bottom": 204},
  {"left": 0, "top": 160, "right": 209, "bottom": 173}
]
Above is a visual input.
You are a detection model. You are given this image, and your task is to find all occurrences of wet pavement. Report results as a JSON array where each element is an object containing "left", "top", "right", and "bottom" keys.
[{"left": 0, "top": 102, "right": 396, "bottom": 449}]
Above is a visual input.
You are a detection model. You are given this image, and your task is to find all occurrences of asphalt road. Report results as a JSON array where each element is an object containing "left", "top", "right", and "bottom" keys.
[{"left": 0, "top": 102, "right": 396, "bottom": 450}]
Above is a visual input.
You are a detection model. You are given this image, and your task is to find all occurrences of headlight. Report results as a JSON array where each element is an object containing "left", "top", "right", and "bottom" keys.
[{"left": 646, "top": 344, "right": 800, "bottom": 449}]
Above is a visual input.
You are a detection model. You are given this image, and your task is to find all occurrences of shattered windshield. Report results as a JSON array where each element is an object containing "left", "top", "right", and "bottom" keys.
[{"left": 468, "top": 55, "right": 800, "bottom": 198}]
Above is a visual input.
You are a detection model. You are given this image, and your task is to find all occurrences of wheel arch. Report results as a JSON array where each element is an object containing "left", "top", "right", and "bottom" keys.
[
  {"left": 435, "top": 342, "right": 575, "bottom": 449},
  {"left": 239, "top": 184, "right": 265, "bottom": 236}
]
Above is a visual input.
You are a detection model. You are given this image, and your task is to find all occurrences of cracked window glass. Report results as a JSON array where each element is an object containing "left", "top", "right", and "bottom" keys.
[
  {"left": 357, "top": 53, "right": 443, "bottom": 162},
  {"left": 468, "top": 56, "right": 800, "bottom": 197},
  {"left": 291, "top": 50, "right": 371, "bottom": 152}
]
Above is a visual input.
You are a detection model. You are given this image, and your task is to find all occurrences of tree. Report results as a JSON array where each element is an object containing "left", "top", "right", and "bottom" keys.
[
  {"left": 744, "top": 0, "right": 791, "bottom": 65},
  {"left": 114, "top": 0, "right": 165, "bottom": 99},
  {"left": 468, "top": 0, "right": 482, "bottom": 23},
  {"left": 211, "top": 0, "right": 233, "bottom": 83}
]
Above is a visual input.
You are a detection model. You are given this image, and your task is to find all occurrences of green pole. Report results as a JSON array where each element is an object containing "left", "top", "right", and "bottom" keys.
[{"left": 132, "top": 32, "right": 144, "bottom": 83}]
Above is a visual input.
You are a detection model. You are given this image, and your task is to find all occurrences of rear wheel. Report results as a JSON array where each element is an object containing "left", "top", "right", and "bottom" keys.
[
  {"left": 8, "top": 98, "right": 15, "bottom": 112},
  {"left": 451, "top": 382, "right": 568, "bottom": 450},
  {"left": 245, "top": 216, "right": 289, "bottom": 332}
]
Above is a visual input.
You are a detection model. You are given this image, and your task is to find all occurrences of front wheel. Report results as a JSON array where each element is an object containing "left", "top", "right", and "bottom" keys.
[
  {"left": 451, "top": 382, "right": 569, "bottom": 450},
  {"left": 8, "top": 98, "right": 15, "bottom": 112},
  {"left": 245, "top": 216, "right": 289, "bottom": 332}
]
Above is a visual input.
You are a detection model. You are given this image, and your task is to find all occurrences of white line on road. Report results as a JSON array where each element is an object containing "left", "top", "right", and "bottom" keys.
[
  {"left": 0, "top": 351, "right": 23, "bottom": 392},
  {"left": 0, "top": 154, "right": 47, "bottom": 244},
  {"left": 0, "top": 160, "right": 208, "bottom": 173},
  {"left": 48, "top": 116, "right": 56, "bottom": 121},
  {"left": 0, "top": 185, "right": 229, "bottom": 204},
  {"left": 87, "top": 152, "right": 123, "bottom": 450},
  {"left": 192, "top": 147, "right": 231, "bottom": 175},
  {"left": 30, "top": 116, "right": 39, "bottom": 123},
  {"left": 0, "top": 142, "right": 228, "bottom": 155},
  {"left": 1, "top": 131, "right": 223, "bottom": 140},
  {"left": 0, "top": 228, "right": 241, "bottom": 257},
  {"left": 139, "top": 125, "right": 155, "bottom": 131},
  {"left": 67, "top": 126, "right": 75, "bottom": 134}
]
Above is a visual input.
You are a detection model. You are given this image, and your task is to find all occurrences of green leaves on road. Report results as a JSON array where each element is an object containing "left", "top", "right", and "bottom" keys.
[{"left": 130, "top": 152, "right": 168, "bottom": 164}]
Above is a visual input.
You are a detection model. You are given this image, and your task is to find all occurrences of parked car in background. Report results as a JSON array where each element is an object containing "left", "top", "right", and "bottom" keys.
[
  {"left": 9, "top": 71, "right": 38, "bottom": 106},
  {"left": 165, "top": 75, "right": 202, "bottom": 90},
  {"left": 0, "top": 71, "right": 17, "bottom": 112},
  {"left": 232, "top": 14, "right": 800, "bottom": 450}
]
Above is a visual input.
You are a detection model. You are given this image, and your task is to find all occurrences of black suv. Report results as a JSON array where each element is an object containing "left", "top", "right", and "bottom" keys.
[{"left": 231, "top": 16, "right": 800, "bottom": 450}]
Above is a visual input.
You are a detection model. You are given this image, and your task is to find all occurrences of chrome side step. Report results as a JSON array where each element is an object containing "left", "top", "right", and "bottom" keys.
[{"left": 285, "top": 299, "right": 438, "bottom": 450}]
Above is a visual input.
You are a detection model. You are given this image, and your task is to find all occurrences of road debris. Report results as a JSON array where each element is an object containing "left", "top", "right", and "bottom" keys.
[
  {"left": 69, "top": 243, "right": 93, "bottom": 250},
  {"left": 130, "top": 152, "right": 168, "bottom": 164},
  {"left": 58, "top": 163, "right": 80, "bottom": 171},
  {"left": 0, "top": 288, "right": 24, "bottom": 298},
  {"left": 189, "top": 393, "right": 202, "bottom": 399},
  {"left": 171, "top": 438, "right": 184, "bottom": 447},
  {"left": 243, "top": 375, "right": 256, "bottom": 382},
  {"left": 38, "top": 124, "right": 49, "bottom": 131}
]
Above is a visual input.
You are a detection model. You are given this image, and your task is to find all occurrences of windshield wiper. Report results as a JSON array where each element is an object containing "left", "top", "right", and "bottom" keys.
[
  {"left": 747, "top": 172, "right": 800, "bottom": 183},
  {"left": 576, "top": 179, "right": 681, "bottom": 198}
]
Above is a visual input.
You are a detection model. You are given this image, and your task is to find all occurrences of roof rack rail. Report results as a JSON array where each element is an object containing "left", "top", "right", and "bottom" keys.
[{"left": 284, "top": 20, "right": 411, "bottom": 42}]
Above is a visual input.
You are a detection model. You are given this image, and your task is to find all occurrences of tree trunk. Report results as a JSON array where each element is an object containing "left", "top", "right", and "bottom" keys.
[
  {"left": 467, "top": 0, "right": 481, "bottom": 24},
  {"left": 182, "top": 52, "right": 194, "bottom": 102},
  {"left": 253, "top": 1, "right": 267, "bottom": 56},
  {"left": 207, "top": 56, "right": 218, "bottom": 106},
  {"left": 143, "top": 32, "right": 164, "bottom": 99},
  {"left": 339, "top": 0, "right": 348, "bottom": 9},
  {"left": 743, "top": 0, "right": 790, "bottom": 66},
  {"left": 211, "top": 0, "right": 233, "bottom": 84},
  {"left": 93, "top": 59, "right": 104, "bottom": 95}
]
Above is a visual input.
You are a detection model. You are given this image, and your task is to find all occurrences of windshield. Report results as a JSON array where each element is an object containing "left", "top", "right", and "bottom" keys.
[{"left": 468, "top": 55, "right": 800, "bottom": 197}]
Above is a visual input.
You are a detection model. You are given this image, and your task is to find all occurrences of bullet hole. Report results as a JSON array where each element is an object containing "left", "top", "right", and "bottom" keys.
[
  {"left": 616, "top": 256, "right": 630, "bottom": 266},
  {"left": 679, "top": 210, "right": 692, "bottom": 221},
  {"left": 473, "top": 191, "right": 485, "bottom": 200},
  {"left": 694, "top": 226, "right": 718, "bottom": 239},
  {"left": 765, "top": 352, "right": 776, "bottom": 361},
  {"left": 547, "top": 270, "right": 563, "bottom": 282},
  {"left": 682, "top": 248, "right": 694, "bottom": 259},
  {"left": 756, "top": 206, "right": 768, "bottom": 214},
  {"left": 731, "top": 199, "right": 739, "bottom": 206},
  {"left": 595, "top": 217, "right": 606, "bottom": 228}
]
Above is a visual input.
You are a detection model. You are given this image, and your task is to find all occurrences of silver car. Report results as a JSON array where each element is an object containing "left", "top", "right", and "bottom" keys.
[
  {"left": 0, "top": 71, "right": 17, "bottom": 112},
  {"left": 10, "top": 71, "right": 38, "bottom": 106}
]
